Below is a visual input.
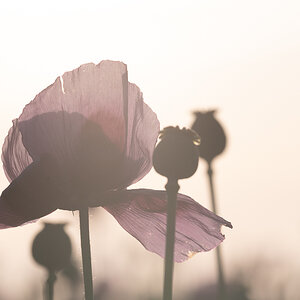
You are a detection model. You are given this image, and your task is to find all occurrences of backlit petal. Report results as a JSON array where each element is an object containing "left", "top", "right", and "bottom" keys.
[
  {"left": 119, "top": 84, "right": 159, "bottom": 187},
  {"left": 1, "top": 119, "right": 33, "bottom": 182},
  {"left": 13, "top": 61, "right": 158, "bottom": 197},
  {"left": 18, "top": 61, "right": 128, "bottom": 163},
  {"left": 0, "top": 156, "right": 64, "bottom": 228},
  {"left": 104, "top": 189, "right": 232, "bottom": 262}
]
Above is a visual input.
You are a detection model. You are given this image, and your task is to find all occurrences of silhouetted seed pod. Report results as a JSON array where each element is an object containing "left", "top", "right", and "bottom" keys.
[
  {"left": 191, "top": 110, "right": 226, "bottom": 163},
  {"left": 32, "top": 223, "right": 72, "bottom": 273},
  {"left": 153, "top": 126, "right": 200, "bottom": 179}
]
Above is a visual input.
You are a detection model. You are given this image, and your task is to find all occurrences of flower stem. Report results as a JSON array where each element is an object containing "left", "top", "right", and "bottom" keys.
[
  {"left": 45, "top": 271, "right": 56, "bottom": 300},
  {"left": 163, "top": 178, "right": 180, "bottom": 300},
  {"left": 79, "top": 207, "right": 94, "bottom": 300},
  {"left": 207, "top": 163, "right": 226, "bottom": 300}
]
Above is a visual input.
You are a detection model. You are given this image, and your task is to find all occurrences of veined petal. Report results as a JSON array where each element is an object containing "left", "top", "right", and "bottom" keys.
[
  {"left": 1, "top": 119, "right": 33, "bottom": 182},
  {"left": 12, "top": 61, "right": 158, "bottom": 196},
  {"left": 62, "top": 61, "right": 128, "bottom": 150},
  {"left": 17, "top": 61, "right": 128, "bottom": 164},
  {"left": 104, "top": 189, "right": 232, "bottom": 262},
  {"left": 119, "top": 84, "right": 160, "bottom": 187},
  {"left": 1, "top": 61, "right": 161, "bottom": 213}
]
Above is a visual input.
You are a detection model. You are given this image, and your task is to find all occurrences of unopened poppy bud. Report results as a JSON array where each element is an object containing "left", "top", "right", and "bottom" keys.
[
  {"left": 32, "top": 223, "right": 72, "bottom": 272},
  {"left": 153, "top": 126, "right": 200, "bottom": 179},
  {"left": 191, "top": 110, "right": 226, "bottom": 163}
]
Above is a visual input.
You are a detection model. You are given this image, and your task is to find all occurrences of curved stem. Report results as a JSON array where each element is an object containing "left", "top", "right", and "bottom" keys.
[
  {"left": 207, "top": 163, "right": 226, "bottom": 300},
  {"left": 79, "top": 207, "right": 94, "bottom": 300},
  {"left": 163, "top": 178, "right": 180, "bottom": 300}
]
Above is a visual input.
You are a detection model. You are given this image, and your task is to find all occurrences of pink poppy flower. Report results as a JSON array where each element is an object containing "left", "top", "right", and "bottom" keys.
[{"left": 0, "top": 61, "right": 231, "bottom": 262}]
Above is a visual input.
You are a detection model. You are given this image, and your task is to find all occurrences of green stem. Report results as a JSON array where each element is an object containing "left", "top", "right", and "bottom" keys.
[
  {"left": 207, "top": 163, "right": 226, "bottom": 300},
  {"left": 163, "top": 179, "right": 180, "bottom": 300},
  {"left": 79, "top": 207, "right": 94, "bottom": 300}
]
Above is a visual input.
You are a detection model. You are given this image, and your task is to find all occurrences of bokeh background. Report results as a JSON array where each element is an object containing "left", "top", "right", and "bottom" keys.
[{"left": 0, "top": 0, "right": 300, "bottom": 299}]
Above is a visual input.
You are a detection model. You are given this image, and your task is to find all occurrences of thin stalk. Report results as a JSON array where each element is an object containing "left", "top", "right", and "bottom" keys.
[
  {"left": 79, "top": 207, "right": 94, "bottom": 300},
  {"left": 45, "top": 271, "right": 56, "bottom": 300},
  {"left": 207, "top": 162, "right": 226, "bottom": 300},
  {"left": 163, "top": 179, "right": 180, "bottom": 300}
]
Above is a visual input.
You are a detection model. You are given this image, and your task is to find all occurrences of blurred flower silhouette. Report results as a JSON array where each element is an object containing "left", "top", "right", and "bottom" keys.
[
  {"left": 32, "top": 223, "right": 72, "bottom": 272},
  {"left": 191, "top": 110, "right": 226, "bottom": 163},
  {"left": 0, "top": 61, "right": 231, "bottom": 262}
]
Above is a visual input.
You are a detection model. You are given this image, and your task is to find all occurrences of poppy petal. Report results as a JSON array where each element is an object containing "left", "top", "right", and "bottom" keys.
[
  {"left": 104, "top": 189, "right": 232, "bottom": 262},
  {"left": 12, "top": 61, "right": 158, "bottom": 196},
  {"left": 0, "top": 156, "right": 63, "bottom": 228},
  {"left": 119, "top": 84, "right": 160, "bottom": 187},
  {"left": 0, "top": 199, "right": 39, "bottom": 229},
  {"left": 17, "top": 61, "right": 128, "bottom": 163},
  {"left": 1, "top": 119, "right": 33, "bottom": 182}
]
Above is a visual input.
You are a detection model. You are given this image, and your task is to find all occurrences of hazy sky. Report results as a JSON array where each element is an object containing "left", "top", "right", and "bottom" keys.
[{"left": 0, "top": 1, "right": 300, "bottom": 299}]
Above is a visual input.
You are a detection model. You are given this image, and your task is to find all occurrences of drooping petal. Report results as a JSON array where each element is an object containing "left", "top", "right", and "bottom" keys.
[
  {"left": 104, "top": 189, "right": 232, "bottom": 262},
  {"left": 0, "top": 156, "right": 64, "bottom": 228},
  {"left": 1, "top": 119, "right": 33, "bottom": 182}
]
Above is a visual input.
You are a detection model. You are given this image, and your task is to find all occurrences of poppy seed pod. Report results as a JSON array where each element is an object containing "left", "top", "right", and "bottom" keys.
[
  {"left": 191, "top": 110, "right": 226, "bottom": 163},
  {"left": 32, "top": 223, "right": 72, "bottom": 272},
  {"left": 153, "top": 126, "right": 200, "bottom": 179}
]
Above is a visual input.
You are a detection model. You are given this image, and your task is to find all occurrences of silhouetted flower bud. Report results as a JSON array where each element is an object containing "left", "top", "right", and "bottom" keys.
[
  {"left": 153, "top": 126, "right": 200, "bottom": 179},
  {"left": 191, "top": 110, "right": 226, "bottom": 163},
  {"left": 32, "top": 223, "right": 72, "bottom": 272}
]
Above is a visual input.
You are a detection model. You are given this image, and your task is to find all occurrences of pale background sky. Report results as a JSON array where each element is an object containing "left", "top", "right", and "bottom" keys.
[{"left": 0, "top": 1, "right": 300, "bottom": 299}]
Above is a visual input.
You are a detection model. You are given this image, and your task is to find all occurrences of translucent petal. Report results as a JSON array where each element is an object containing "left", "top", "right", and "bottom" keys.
[
  {"left": 1, "top": 61, "right": 160, "bottom": 212},
  {"left": 15, "top": 61, "right": 159, "bottom": 192},
  {"left": 1, "top": 119, "right": 33, "bottom": 182},
  {"left": 104, "top": 189, "right": 232, "bottom": 262},
  {"left": 18, "top": 61, "right": 128, "bottom": 162},
  {"left": 119, "top": 83, "right": 159, "bottom": 187}
]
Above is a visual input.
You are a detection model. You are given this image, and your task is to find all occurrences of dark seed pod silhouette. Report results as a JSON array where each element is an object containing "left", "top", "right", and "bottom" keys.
[
  {"left": 191, "top": 110, "right": 226, "bottom": 163},
  {"left": 153, "top": 126, "right": 200, "bottom": 179},
  {"left": 32, "top": 223, "right": 72, "bottom": 273}
]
